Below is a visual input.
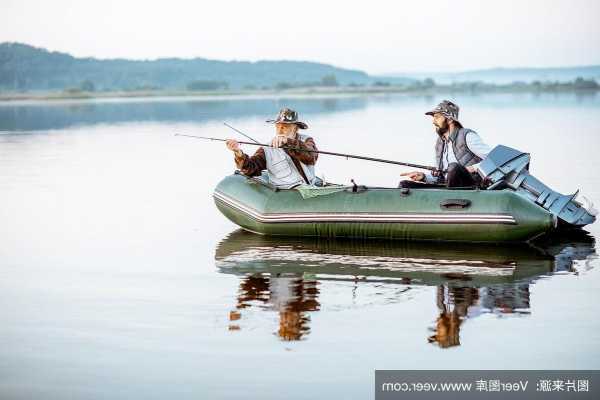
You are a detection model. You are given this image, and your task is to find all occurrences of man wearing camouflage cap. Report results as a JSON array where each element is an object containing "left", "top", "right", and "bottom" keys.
[
  {"left": 401, "top": 100, "right": 491, "bottom": 188},
  {"left": 225, "top": 108, "right": 318, "bottom": 189}
]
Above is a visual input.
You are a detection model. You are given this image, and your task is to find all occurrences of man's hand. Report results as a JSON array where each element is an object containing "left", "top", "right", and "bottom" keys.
[
  {"left": 400, "top": 171, "right": 425, "bottom": 182},
  {"left": 271, "top": 135, "right": 288, "bottom": 148},
  {"left": 466, "top": 165, "right": 477, "bottom": 173},
  {"left": 226, "top": 139, "right": 243, "bottom": 157}
]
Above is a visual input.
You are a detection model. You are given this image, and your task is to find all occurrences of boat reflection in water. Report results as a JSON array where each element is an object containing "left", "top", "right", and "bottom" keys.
[{"left": 216, "top": 230, "right": 595, "bottom": 346}]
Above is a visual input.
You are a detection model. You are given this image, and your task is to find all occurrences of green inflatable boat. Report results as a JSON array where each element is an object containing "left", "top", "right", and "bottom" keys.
[{"left": 214, "top": 173, "right": 558, "bottom": 243}]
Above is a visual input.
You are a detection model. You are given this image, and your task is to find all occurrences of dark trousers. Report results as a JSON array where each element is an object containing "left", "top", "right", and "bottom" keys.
[
  {"left": 399, "top": 163, "right": 481, "bottom": 189},
  {"left": 446, "top": 162, "right": 481, "bottom": 187}
]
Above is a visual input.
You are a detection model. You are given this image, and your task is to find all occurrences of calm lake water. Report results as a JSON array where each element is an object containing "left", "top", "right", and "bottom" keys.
[{"left": 1, "top": 93, "right": 599, "bottom": 399}]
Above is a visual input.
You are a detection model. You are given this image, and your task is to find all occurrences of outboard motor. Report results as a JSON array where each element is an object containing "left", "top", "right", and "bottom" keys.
[{"left": 478, "top": 145, "right": 597, "bottom": 228}]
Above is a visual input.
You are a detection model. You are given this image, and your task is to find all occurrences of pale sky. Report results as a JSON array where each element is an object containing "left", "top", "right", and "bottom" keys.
[{"left": 1, "top": 0, "right": 599, "bottom": 74}]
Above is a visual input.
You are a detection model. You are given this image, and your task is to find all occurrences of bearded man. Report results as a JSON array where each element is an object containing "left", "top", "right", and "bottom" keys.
[{"left": 400, "top": 100, "right": 492, "bottom": 188}]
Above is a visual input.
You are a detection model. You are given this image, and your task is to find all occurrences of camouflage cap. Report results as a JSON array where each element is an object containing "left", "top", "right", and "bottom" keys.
[
  {"left": 425, "top": 100, "right": 460, "bottom": 123},
  {"left": 266, "top": 107, "right": 308, "bottom": 129}
]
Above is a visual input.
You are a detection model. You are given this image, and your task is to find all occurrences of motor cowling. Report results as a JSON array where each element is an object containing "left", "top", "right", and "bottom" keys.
[{"left": 477, "top": 145, "right": 596, "bottom": 228}]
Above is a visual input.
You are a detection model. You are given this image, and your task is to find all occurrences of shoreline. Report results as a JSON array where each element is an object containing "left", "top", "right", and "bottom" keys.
[{"left": 0, "top": 86, "right": 598, "bottom": 103}]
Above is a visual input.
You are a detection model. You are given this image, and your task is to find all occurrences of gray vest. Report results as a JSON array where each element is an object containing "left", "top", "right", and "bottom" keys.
[
  {"left": 263, "top": 133, "right": 316, "bottom": 189},
  {"left": 435, "top": 128, "right": 482, "bottom": 171}
]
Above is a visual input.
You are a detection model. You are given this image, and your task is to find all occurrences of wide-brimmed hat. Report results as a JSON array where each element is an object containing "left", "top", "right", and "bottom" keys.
[
  {"left": 266, "top": 107, "right": 308, "bottom": 129},
  {"left": 425, "top": 100, "right": 460, "bottom": 123}
]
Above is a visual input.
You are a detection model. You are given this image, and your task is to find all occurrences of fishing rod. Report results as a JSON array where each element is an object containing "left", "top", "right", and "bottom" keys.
[
  {"left": 175, "top": 133, "right": 441, "bottom": 172},
  {"left": 223, "top": 122, "right": 259, "bottom": 143}
]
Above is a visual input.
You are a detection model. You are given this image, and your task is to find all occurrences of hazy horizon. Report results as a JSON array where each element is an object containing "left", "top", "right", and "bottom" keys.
[{"left": 1, "top": 0, "right": 599, "bottom": 75}]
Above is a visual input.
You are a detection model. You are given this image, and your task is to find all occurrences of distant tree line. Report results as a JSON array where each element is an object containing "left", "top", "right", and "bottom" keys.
[
  {"left": 3, "top": 43, "right": 598, "bottom": 95},
  {"left": 186, "top": 80, "right": 229, "bottom": 91},
  {"left": 0, "top": 43, "right": 373, "bottom": 92},
  {"left": 53, "top": 74, "right": 600, "bottom": 95}
]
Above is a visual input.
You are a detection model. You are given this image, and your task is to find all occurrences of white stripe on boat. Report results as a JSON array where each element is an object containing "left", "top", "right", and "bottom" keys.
[{"left": 213, "top": 191, "right": 517, "bottom": 225}]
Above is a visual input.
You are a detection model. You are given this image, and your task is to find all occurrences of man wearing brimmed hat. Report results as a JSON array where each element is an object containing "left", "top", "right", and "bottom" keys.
[
  {"left": 226, "top": 108, "right": 318, "bottom": 189},
  {"left": 400, "top": 100, "right": 491, "bottom": 188}
]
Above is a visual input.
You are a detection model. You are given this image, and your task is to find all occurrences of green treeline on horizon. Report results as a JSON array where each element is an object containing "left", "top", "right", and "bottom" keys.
[
  {"left": 1, "top": 42, "right": 599, "bottom": 94},
  {"left": 0, "top": 42, "right": 384, "bottom": 92}
]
